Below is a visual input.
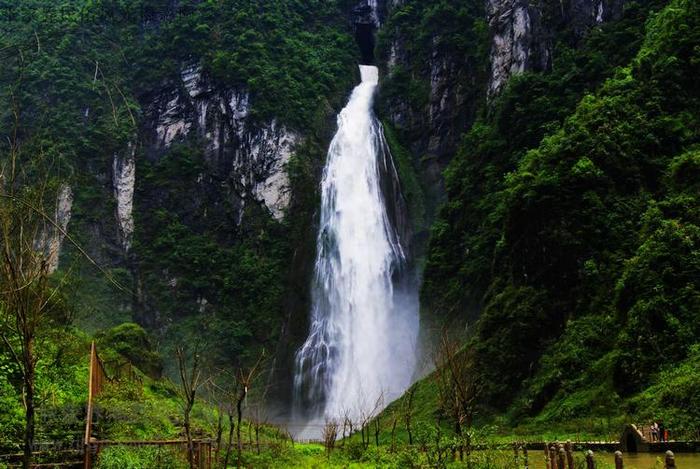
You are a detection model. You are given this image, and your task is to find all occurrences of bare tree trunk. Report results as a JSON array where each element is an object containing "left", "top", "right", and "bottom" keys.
[
  {"left": 222, "top": 413, "right": 234, "bottom": 469},
  {"left": 176, "top": 347, "right": 202, "bottom": 469},
  {"left": 236, "top": 392, "right": 243, "bottom": 468},
  {"left": 322, "top": 420, "right": 339, "bottom": 458},
  {"left": 184, "top": 404, "right": 194, "bottom": 469},
  {"left": 23, "top": 363, "right": 35, "bottom": 469},
  {"left": 255, "top": 424, "right": 260, "bottom": 455},
  {"left": 214, "top": 409, "right": 223, "bottom": 464},
  {"left": 374, "top": 417, "right": 380, "bottom": 447},
  {"left": 455, "top": 409, "right": 463, "bottom": 461},
  {"left": 341, "top": 418, "right": 347, "bottom": 447},
  {"left": 404, "top": 386, "right": 415, "bottom": 446}
]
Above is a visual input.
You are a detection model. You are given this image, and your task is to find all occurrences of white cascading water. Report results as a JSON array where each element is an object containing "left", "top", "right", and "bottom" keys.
[{"left": 293, "top": 65, "right": 418, "bottom": 431}]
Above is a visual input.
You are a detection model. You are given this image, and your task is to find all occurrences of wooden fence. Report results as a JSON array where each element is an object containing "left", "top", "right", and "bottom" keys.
[
  {"left": 528, "top": 442, "right": 679, "bottom": 469},
  {"left": 84, "top": 440, "right": 212, "bottom": 469},
  {"left": 82, "top": 341, "right": 212, "bottom": 469},
  {"left": 83, "top": 341, "right": 107, "bottom": 468}
]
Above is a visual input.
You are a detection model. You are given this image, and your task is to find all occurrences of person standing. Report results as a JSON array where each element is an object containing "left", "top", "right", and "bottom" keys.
[
  {"left": 651, "top": 422, "right": 659, "bottom": 442},
  {"left": 659, "top": 422, "right": 666, "bottom": 442}
]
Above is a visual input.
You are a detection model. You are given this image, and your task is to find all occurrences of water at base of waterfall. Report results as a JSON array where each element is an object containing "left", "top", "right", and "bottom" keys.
[{"left": 292, "top": 65, "right": 419, "bottom": 436}]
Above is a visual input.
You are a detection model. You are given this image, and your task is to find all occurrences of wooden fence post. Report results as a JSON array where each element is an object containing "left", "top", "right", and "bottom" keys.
[
  {"left": 614, "top": 450, "right": 623, "bottom": 469},
  {"left": 549, "top": 445, "right": 557, "bottom": 469},
  {"left": 665, "top": 450, "right": 676, "bottom": 469},
  {"left": 558, "top": 447, "right": 566, "bottom": 469},
  {"left": 523, "top": 445, "right": 529, "bottom": 469},
  {"left": 586, "top": 450, "right": 595, "bottom": 469},
  {"left": 564, "top": 440, "right": 574, "bottom": 469}
]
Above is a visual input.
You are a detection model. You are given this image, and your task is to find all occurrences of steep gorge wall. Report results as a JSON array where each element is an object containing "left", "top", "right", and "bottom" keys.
[
  {"left": 143, "top": 63, "right": 299, "bottom": 222},
  {"left": 376, "top": 0, "right": 624, "bottom": 209},
  {"left": 389, "top": 0, "right": 695, "bottom": 417},
  {"left": 64, "top": 62, "right": 304, "bottom": 325}
]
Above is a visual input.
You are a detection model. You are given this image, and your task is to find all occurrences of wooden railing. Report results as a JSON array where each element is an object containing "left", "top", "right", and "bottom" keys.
[
  {"left": 83, "top": 341, "right": 108, "bottom": 469},
  {"left": 82, "top": 341, "right": 212, "bottom": 469}
]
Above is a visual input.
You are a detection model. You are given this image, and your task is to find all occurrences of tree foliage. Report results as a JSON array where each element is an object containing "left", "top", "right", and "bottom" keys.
[{"left": 422, "top": 0, "right": 700, "bottom": 423}]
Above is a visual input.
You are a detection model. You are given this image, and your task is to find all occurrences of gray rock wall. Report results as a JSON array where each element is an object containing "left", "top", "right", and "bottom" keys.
[{"left": 144, "top": 63, "right": 299, "bottom": 223}]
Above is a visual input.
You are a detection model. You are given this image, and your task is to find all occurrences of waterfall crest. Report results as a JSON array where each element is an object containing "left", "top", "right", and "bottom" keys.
[{"left": 294, "top": 65, "right": 418, "bottom": 429}]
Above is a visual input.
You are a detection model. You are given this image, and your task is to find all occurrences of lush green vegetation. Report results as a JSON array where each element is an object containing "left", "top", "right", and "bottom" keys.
[
  {"left": 2, "top": 0, "right": 699, "bottom": 464},
  {"left": 0, "top": 0, "right": 357, "bottom": 464},
  {"left": 0, "top": 0, "right": 360, "bottom": 373},
  {"left": 420, "top": 0, "right": 700, "bottom": 434},
  {"left": 1, "top": 332, "right": 585, "bottom": 468},
  {"left": 377, "top": 0, "right": 490, "bottom": 119}
]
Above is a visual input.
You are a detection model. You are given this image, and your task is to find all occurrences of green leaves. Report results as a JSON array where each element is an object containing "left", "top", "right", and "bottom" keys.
[
  {"left": 421, "top": 0, "right": 700, "bottom": 421},
  {"left": 167, "top": 0, "right": 356, "bottom": 127}
]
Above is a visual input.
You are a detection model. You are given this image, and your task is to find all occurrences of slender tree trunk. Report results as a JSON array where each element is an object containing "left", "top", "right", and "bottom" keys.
[
  {"left": 236, "top": 397, "right": 243, "bottom": 467},
  {"left": 22, "top": 361, "right": 35, "bottom": 469},
  {"left": 406, "top": 417, "right": 413, "bottom": 446},
  {"left": 222, "top": 414, "right": 234, "bottom": 469},
  {"left": 341, "top": 420, "right": 347, "bottom": 447},
  {"left": 215, "top": 411, "right": 223, "bottom": 464},
  {"left": 374, "top": 417, "right": 380, "bottom": 447},
  {"left": 184, "top": 403, "right": 195, "bottom": 469},
  {"left": 255, "top": 424, "right": 260, "bottom": 455},
  {"left": 455, "top": 411, "right": 463, "bottom": 461}
]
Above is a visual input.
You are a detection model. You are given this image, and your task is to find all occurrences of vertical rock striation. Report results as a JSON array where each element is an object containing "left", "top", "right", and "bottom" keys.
[
  {"left": 145, "top": 63, "right": 299, "bottom": 222},
  {"left": 379, "top": 0, "right": 625, "bottom": 174},
  {"left": 486, "top": 0, "right": 623, "bottom": 96},
  {"left": 487, "top": 0, "right": 542, "bottom": 97},
  {"left": 46, "top": 185, "right": 74, "bottom": 273},
  {"left": 113, "top": 142, "right": 136, "bottom": 252}
]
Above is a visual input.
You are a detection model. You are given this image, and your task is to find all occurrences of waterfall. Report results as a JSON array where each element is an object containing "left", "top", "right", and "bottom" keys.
[{"left": 293, "top": 65, "right": 419, "bottom": 430}]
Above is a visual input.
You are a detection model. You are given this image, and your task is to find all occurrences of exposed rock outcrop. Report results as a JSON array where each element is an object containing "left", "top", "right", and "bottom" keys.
[
  {"left": 487, "top": 0, "right": 544, "bottom": 97},
  {"left": 113, "top": 142, "right": 136, "bottom": 251},
  {"left": 46, "top": 185, "right": 74, "bottom": 273},
  {"left": 486, "top": 0, "right": 623, "bottom": 96},
  {"left": 144, "top": 63, "right": 299, "bottom": 221},
  {"left": 379, "top": 0, "right": 625, "bottom": 176},
  {"left": 379, "top": 20, "right": 478, "bottom": 215}
]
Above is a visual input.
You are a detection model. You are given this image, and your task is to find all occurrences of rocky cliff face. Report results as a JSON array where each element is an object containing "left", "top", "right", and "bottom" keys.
[
  {"left": 378, "top": 0, "right": 624, "bottom": 177},
  {"left": 376, "top": 1, "right": 485, "bottom": 221},
  {"left": 46, "top": 185, "right": 74, "bottom": 273},
  {"left": 487, "top": 0, "right": 544, "bottom": 97},
  {"left": 113, "top": 142, "right": 136, "bottom": 252},
  {"left": 143, "top": 63, "right": 299, "bottom": 224},
  {"left": 487, "top": 0, "right": 623, "bottom": 96},
  {"left": 114, "top": 62, "right": 304, "bottom": 328}
]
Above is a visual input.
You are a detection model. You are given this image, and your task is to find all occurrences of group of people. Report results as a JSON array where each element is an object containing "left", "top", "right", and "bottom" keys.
[{"left": 649, "top": 421, "right": 670, "bottom": 442}]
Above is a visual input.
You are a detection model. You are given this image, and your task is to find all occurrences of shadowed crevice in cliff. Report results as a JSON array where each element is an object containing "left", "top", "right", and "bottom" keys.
[
  {"left": 352, "top": 0, "right": 378, "bottom": 65},
  {"left": 355, "top": 22, "right": 376, "bottom": 64}
]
